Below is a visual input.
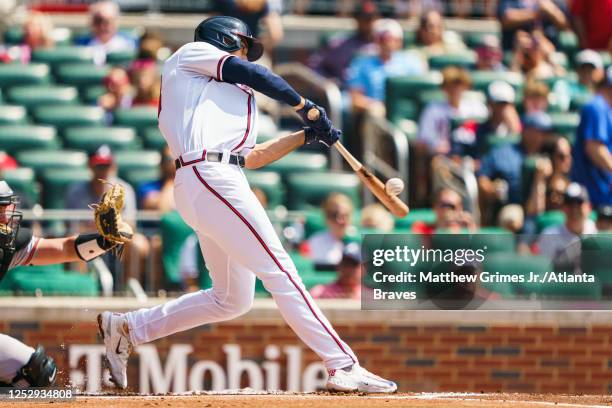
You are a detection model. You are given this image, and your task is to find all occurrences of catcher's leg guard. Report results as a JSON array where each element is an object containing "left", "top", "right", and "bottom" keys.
[{"left": 11, "top": 346, "right": 57, "bottom": 388}]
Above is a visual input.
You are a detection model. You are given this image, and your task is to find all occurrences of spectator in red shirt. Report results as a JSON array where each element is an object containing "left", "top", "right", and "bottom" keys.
[
  {"left": 412, "top": 188, "right": 476, "bottom": 234},
  {"left": 572, "top": 0, "right": 612, "bottom": 50},
  {"left": 0, "top": 152, "right": 17, "bottom": 171}
]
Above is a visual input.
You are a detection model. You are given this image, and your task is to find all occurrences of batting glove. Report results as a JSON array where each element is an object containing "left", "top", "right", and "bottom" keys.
[
  {"left": 304, "top": 126, "right": 341, "bottom": 148},
  {"left": 297, "top": 100, "right": 332, "bottom": 133}
]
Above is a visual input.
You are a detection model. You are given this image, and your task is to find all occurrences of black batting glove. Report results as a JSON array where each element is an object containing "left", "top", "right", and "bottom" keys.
[
  {"left": 303, "top": 126, "right": 341, "bottom": 148},
  {"left": 296, "top": 100, "right": 332, "bottom": 133}
]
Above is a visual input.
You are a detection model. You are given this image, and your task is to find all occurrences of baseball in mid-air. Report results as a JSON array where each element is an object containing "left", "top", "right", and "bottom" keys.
[{"left": 385, "top": 178, "right": 404, "bottom": 196}]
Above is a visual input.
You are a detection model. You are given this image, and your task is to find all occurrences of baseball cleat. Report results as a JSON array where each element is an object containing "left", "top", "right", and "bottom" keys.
[
  {"left": 326, "top": 365, "right": 397, "bottom": 393},
  {"left": 97, "top": 311, "right": 132, "bottom": 389}
]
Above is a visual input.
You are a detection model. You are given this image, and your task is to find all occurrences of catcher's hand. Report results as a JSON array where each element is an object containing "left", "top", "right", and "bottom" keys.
[{"left": 90, "top": 180, "right": 134, "bottom": 245}]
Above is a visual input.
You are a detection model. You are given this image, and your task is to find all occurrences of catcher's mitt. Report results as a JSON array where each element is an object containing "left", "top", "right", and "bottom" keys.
[{"left": 90, "top": 181, "right": 134, "bottom": 247}]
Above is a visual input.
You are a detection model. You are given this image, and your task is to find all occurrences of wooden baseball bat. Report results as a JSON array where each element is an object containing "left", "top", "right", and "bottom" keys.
[{"left": 307, "top": 108, "right": 409, "bottom": 218}]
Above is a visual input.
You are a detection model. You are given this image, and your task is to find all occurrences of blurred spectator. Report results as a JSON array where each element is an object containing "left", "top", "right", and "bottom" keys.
[
  {"left": 510, "top": 30, "right": 563, "bottom": 80},
  {"left": 138, "top": 147, "right": 175, "bottom": 212},
  {"left": 129, "top": 59, "right": 160, "bottom": 107},
  {"left": 417, "top": 67, "right": 487, "bottom": 155},
  {"left": 412, "top": 187, "right": 476, "bottom": 233},
  {"left": 552, "top": 136, "right": 572, "bottom": 177},
  {"left": 137, "top": 30, "right": 164, "bottom": 61},
  {"left": 498, "top": 203, "right": 524, "bottom": 233},
  {"left": 497, "top": 0, "right": 569, "bottom": 51},
  {"left": 251, "top": 187, "right": 268, "bottom": 208},
  {"left": 310, "top": 242, "right": 370, "bottom": 300},
  {"left": 66, "top": 145, "right": 148, "bottom": 283},
  {"left": 77, "top": 1, "right": 136, "bottom": 65},
  {"left": 0, "top": 12, "right": 54, "bottom": 64},
  {"left": 478, "top": 112, "right": 552, "bottom": 212},
  {"left": 475, "top": 34, "right": 505, "bottom": 71},
  {"left": 308, "top": 1, "right": 379, "bottom": 87},
  {"left": 304, "top": 193, "right": 356, "bottom": 268},
  {"left": 572, "top": 67, "right": 612, "bottom": 206},
  {"left": 554, "top": 50, "right": 604, "bottom": 112},
  {"left": 454, "top": 80, "right": 521, "bottom": 159},
  {"left": 571, "top": 0, "right": 612, "bottom": 50},
  {"left": 537, "top": 183, "right": 597, "bottom": 271},
  {"left": 596, "top": 205, "right": 612, "bottom": 231},
  {"left": 212, "top": 0, "right": 283, "bottom": 49},
  {"left": 546, "top": 174, "right": 569, "bottom": 211},
  {"left": 360, "top": 203, "right": 394, "bottom": 232},
  {"left": 347, "top": 18, "right": 426, "bottom": 117},
  {"left": 98, "top": 67, "right": 132, "bottom": 114},
  {"left": 522, "top": 79, "right": 549, "bottom": 114},
  {"left": 415, "top": 9, "right": 465, "bottom": 56},
  {"left": 0, "top": 151, "right": 17, "bottom": 171}
]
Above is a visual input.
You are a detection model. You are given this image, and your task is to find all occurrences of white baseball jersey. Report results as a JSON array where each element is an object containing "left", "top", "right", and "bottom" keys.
[{"left": 158, "top": 42, "right": 258, "bottom": 158}]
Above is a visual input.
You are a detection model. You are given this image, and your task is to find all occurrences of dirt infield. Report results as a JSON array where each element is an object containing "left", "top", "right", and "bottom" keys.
[{"left": 3, "top": 393, "right": 612, "bottom": 408}]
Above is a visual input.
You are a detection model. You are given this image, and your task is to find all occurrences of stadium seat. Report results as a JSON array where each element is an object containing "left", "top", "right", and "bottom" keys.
[
  {"left": 0, "top": 125, "right": 59, "bottom": 154},
  {"left": 80, "top": 85, "right": 106, "bottom": 104},
  {"left": 2, "top": 167, "right": 39, "bottom": 204},
  {"left": 64, "top": 126, "right": 140, "bottom": 153},
  {"left": 386, "top": 73, "right": 442, "bottom": 123},
  {"left": 55, "top": 63, "right": 110, "bottom": 88},
  {"left": 0, "top": 266, "right": 99, "bottom": 296},
  {"left": 463, "top": 31, "right": 500, "bottom": 48},
  {"left": 263, "top": 152, "right": 327, "bottom": 179},
  {"left": 549, "top": 112, "right": 580, "bottom": 139},
  {"left": 243, "top": 170, "right": 285, "bottom": 208},
  {"left": 31, "top": 46, "right": 94, "bottom": 70},
  {"left": 123, "top": 168, "right": 160, "bottom": 191},
  {"left": 483, "top": 253, "right": 553, "bottom": 297},
  {"left": 16, "top": 150, "right": 88, "bottom": 175},
  {"left": 300, "top": 270, "right": 337, "bottom": 290},
  {"left": 106, "top": 50, "right": 137, "bottom": 65},
  {"left": 470, "top": 70, "right": 523, "bottom": 93},
  {"left": 32, "top": 105, "right": 105, "bottom": 133},
  {"left": 113, "top": 107, "right": 158, "bottom": 135},
  {"left": 0, "top": 63, "right": 51, "bottom": 88},
  {"left": 484, "top": 133, "right": 521, "bottom": 151},
  {"left": 428, "top": 51, "right": 477, "bottom": 70},
  {"left": 6, "top": 85, "right": 78, "bottom": 110},
  {"left": 114, "top": 150, "right": 161, "bottom": 178},
  {"left": 581, "top": 234, "right": 612, "bottom": 280},
  {"left": 41, "top": 168, "right": 91, "bottom": 209},
  {"left": 160, "top": 211, "right": 194, "bottom": 285},
  {"left": 394, "top": 208, "right": 436, "bottom": 230},
  {"left": 558, "top": 31, "right": 579, "bottom": 62},
  {"left": 470, "top": 229, "right": 516, "bottom": 253},
  {"left": 143, "top": 127, "right": 167, "bottom": 149},
  {"left": 0, "top": 105, "right": 27, "bottom": 124},
  {"left": 536, "top": 210, "right": 565, "bottom": 233},
  {"left": 286, "top": 172, "right": 360, "bottom": 210}
]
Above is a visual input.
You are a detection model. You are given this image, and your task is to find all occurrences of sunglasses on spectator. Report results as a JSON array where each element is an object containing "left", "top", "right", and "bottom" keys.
[{"left": 326, "top": 211, "right": 350, "bottom": 221}]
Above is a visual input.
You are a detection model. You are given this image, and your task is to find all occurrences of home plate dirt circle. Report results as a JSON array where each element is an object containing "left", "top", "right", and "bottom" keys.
[{"left": 3, "top": 392, "right": 612, "bottom": 408}]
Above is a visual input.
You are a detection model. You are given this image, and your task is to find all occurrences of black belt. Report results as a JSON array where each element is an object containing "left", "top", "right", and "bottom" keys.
[{"left": 175, "top": 151, "right": 245, "bottom": 169}]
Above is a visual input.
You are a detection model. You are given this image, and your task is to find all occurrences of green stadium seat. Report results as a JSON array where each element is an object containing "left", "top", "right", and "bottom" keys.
[
  {"left": 0, "top": 105, "right": 27, "bottom": 124},
  {"left": 80, "top": 85, "right": 106, "bottom": 104},
  {"left": 470, "top": 229, "right": 516, "bottom": 253},
  {"left": 301, "top": 270, "right": 337, "bottom": 290},
  {"left": 428, "top": 51, "right": 477, "bottom": 70},
  {"left": 55, "top": 63, "right": 110, "bottom": 88},
  {"left": 123, "top": 168, "right": 160, "bottom": 191},
  {"left": 549, "top": 112, "right": 580, "bottom": 138},
  {"left": 483, "top": 253, "right": 553, "bottom": 298},
  {"left": 394, "top": 208, "right": 436, "bottom": 230},
  {"left": 7, "top": 85, "right": 78, "bottom": 110},
  {"left": 243, "top": 170, "right": 284, "bottom": 208},
  {"left": 160, "top": 211, "right": 194, "bottom": 285},
  {"left": 0, "top": 125, "right": 59, "bottom": 154},
  {"left": 64, "top": 126, "right": 140, "bottom": 153},
  {"left": 286, "top": 172, "right": 360, "bottom": 210},
  {"left": 463, "top": 31, "right": 500, "bottom": 48},
  {"left": 558, "top": 31, "right": 579, "bottom": 61},
  {"left": 386, "top": 73, "right": 442, "bottom": 123},
  {"left": 143, "top": 127, "right": 167, "bottom": 149},
  {"left": 3, "top": 26, "right": 23, "bottom": 45},
  {"left": 113, "top": 107, "right": 158, "bottom": 135},
  {"left": 470, "top": 70, "right": 523, "bottom": 93},
  {"left": 106, "top": 50, "right": 137, "bottom": 65},
  {"left": 263, "top": 152, "right": 327, "bottom": 178},
  {"left": 41, "top": 168, "right": 91, "bottom": 209},
  {"left": 114, "top": 150, "right": 161, "bottom": 178},
  {"left": 2, "top": 168, "right": 39, "bottom": 204},
  {"left": 484, "top": 133, "right": 520, "bottom": 151},
  {"left": 0, "top": 63, "right": 51, "bottom": 88},
  {"left": 31, "top": 46, "right": 94, "bottom": 70},
  {"left": 0, "top": 266, "right": 99, "bottom": 296},
  {"left": 3, "top": 27, "right": 72, "bottom": 46},
  {"left": 16, "top": 150, "right": 88, "bottom": 175},
  {"left": 32, "top": 105, "right": 104, "bottom": 133},
  {"left": 581, "top": 234, "right": 612, "bottom": 283},
  {"left": 536, "top": 210, "right": 565, "bottom": 233}
]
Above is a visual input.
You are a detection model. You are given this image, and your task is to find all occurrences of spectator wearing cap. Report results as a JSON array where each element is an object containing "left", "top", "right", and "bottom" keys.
[
  {"left": 572, "top": 66, "right": 612, "bottom": 206},
  {"left": 309, "top": 242, "right": 371, "bottom": 300},
  {"left": 497, "top": 0, "right": 569, "bottom": 51},
  {"left": 537, "top": 183, "right": 597, "bottom": 271},
  {"left": 308, "top": 1, "right": 379, "bottom": 87},
  {"left": 453, "top": 80, "right": 521, "bottom": 159},
  {"left": 417, "top": 67, "right": 487, "bottom": 155},
  {"left": 478, "top": 112, "right": 552, "bottom": 220},
  {"left": 554, "top": 50, "right": 605, "bottom": 111},
  {"left": 76, "top": 1, "right": 136, "bottom": 66},
  {"left": 475, "top": 34, "right": 506, "bottom": 72},
  {"left": 571, "top": 0, "right": 612, "bottom": 50},
  {"left": 347, "top": 18, "right": 426, "bottom": 117},
  {"left": 596, "top": 205, "right": 612, "bottom": 231}
]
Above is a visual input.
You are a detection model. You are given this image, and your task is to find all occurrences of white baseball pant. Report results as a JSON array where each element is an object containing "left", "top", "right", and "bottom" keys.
[
  {"left": 0, "top": 334, "right": 35, "bottom": 383},
  {"left": 126, "top": 161, "right": 358, "bottom": 369}
]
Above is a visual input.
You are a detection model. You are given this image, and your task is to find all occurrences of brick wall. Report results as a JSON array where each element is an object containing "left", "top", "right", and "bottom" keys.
[{"left": 1, "top": 298, "right": 612, "bottom": 394}]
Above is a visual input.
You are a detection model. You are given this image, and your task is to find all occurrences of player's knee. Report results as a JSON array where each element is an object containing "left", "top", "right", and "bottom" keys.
[
  {"left": 12, "top": 346, "right": 57, "bottom": 387},
  {"left": 221, "top": 294, "right": 254, "bottom": 319}
]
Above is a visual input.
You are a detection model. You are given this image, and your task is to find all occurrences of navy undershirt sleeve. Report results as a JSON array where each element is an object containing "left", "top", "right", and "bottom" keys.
[{"left": 222, "top": 56, "right": 302, "bottom": 107}]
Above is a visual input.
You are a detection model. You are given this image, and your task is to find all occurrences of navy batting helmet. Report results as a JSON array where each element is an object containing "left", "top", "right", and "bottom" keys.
[{"left": 194, "top": 16, "right": 264, "bottom": 62}]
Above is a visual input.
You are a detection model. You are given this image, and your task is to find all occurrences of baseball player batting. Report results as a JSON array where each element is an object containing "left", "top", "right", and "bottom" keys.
[
  {"left": 97, "top": 16, "right": 397, "bottom": 393},
  {"left": 0, "top": 180, "right": 130, "bottom": 389}
]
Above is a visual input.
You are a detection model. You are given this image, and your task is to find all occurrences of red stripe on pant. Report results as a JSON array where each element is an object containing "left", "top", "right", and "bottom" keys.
[{"left": 192, "top": 166, "right": 356, "bottom": 365}]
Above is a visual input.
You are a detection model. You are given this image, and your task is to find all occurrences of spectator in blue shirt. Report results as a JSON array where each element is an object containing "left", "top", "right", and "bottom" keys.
[
  {"left": 572, "top": 67, "right": 612, "bottom": 206},
  {"left": 347, "top": 18, "right": 426, "bottom": 117},
  {"left": 138, "top": 146, "right": 176, "bottom": 213}
]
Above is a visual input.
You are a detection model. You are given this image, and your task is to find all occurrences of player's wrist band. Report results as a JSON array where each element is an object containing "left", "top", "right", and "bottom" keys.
[{"left": 75, "top": 233, "right": 116, "bottom": 261}]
